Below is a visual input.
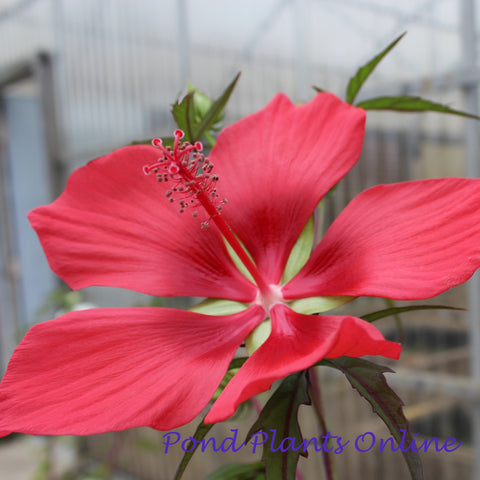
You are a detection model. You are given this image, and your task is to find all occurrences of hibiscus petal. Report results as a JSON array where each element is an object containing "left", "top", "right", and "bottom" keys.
[
  {"left": 205, "top": 304, "right": 400, "bottom": 423},
  {"left": 0, "top": 306, "right": 265, "bottom": 435},
  {"left": 28, "top": 146, "right": 256, "bottom": 301},
  {"left": 283, "top": 178, "right": 480, "bottom": 300},
  {"left": 210, "top": 93, "right": 366, "bottom": 285}
]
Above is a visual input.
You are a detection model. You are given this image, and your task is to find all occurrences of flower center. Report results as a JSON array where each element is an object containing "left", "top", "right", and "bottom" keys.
[
  {"left": 256, "top": 284, "right": 284, "bottom": 312},
  {"left": 245, "top": 284, "right": 285, "bottom": 355}
]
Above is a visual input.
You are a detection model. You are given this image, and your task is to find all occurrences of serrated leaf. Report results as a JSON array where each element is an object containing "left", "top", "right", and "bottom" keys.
[
  {"left": 172, "top": 91, "right": 196, "bottom": 142},
  {"left": 246, "top": 372, "right": 311, "bottom": 480},
  {"left": 282, "top": 216, "right": 314, "bottom": 284},
  {"left": 361, "top": 304, "right": 464, "bottom": 323},
  {"left": 356, "top": 95, "right": 480, "bottom": 119},
  {"left": 346, "top": 32, "right": 406, "bottom": 104},
  {"left": 324, "top": 358, "right": 423, "bottom": 480},
  {"left": 173, "top": 416, "right": 215, "bottom": 480},
  {"left": 204, "top": 462, "right": 265, "bottom": 480},
  {"left": 194, "top": 72, "right": 241, "bottom": 142}
]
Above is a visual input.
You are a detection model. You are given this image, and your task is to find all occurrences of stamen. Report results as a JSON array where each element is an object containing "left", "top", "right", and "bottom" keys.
[{"left": 144, "top": 131, "right": 222, "bottom": 214}]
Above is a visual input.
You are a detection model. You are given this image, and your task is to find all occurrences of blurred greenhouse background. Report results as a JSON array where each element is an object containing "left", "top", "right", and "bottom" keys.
[{"left": 2, "top": 0, "right": 480, "bottom": 478}]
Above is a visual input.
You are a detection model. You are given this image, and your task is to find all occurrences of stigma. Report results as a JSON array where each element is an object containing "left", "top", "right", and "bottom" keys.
[{"left": 143, "top": 129, "right": 225, "bottom": 215}]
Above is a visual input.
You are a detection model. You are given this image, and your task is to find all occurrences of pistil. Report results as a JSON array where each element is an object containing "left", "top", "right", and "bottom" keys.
[{"left": 144, "top": 130, "right": 272, "bottom": 298}]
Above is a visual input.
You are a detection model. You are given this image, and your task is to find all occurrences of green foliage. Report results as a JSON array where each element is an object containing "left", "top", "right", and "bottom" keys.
[
  {"left": 324, "top": 358, "right": 423, "bottom": 480},
  {"left": 174, "top": 417, "right": 216, "bottom": 480},
  {"left": 346, "top": 32, "right": 406, "bottom": 104},
  {"left": 356, "top": 95, "right": 480, "bottom": 119},
  {"left": 172, "top": 72, "right": 241, "bottom": 145},
  {"left": 246, "top": 372, "right": 310, "bottom": 480},
  {"left": 204, "top": 462, "right": 265, "bottom": 480},
  {"left": 361, "top": 304, "right": 464, "bottom": 324},
  {"left": 172, "top": 91, "right": 197, "bottom": 142}
]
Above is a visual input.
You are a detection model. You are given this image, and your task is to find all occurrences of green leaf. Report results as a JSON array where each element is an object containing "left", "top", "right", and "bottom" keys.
[
  {"left": 282, "top": 216, "right": 315, "bottom": 284},
  {"left": 172, "top": 91, "right": 196, "bottom": 142},
  {"left": 361, "top": 304, "right": 464, "bottom": 323},
  {"left": 246, "top": 372, "right": 311, "bottom": 480},
  {"left": 346, "top": 32, "right": 406, "bottom": 104},
  {"left": 173, "top": 417, "right": 215, "bottom": 480},
  {"left": 212, "top": 356, "right": 248, "bottom": 402},
  {"left": 312, "top": 86, "right": 327, "bottom": 93},
  {"left": 325, "top": 357, "right": 423, "bottom": 480},
  {"left": 204, "top": 462, "right": 265, "bottom": 480},
  {"left": 190, "top": 298, "right": 248, "bottom": 316},
  {"left": 289, "top": 295, "right": 354, "bottom": 315},
  {"left": 356, "top": 95, "right": 480, "bottom": 119},
  {"left": 194, "top": 72, "right": 241, "bottom": 142}
]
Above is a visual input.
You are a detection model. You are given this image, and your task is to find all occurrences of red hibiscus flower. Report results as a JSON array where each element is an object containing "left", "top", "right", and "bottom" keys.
[{"left": 1, "top": 92, "right": 479, "bottom": 437}]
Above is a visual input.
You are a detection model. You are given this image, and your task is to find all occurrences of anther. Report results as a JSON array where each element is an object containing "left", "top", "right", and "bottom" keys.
[{"left": 144, "top": 129, "right": 228, "bottom": 219}]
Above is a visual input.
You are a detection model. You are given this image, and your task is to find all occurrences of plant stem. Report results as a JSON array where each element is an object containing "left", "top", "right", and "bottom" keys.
[{"left": 308, "top": 367, "right": 337, "bottom": 480}]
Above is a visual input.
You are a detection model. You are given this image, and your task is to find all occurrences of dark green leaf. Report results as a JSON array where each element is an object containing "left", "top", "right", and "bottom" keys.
[
  {"left": 346, "top": 32, "right": 406, "bottom": 104},
  {"left": 356, "top": 95, "right": 480, "bottom": 119},
  {"left": 194, "top": 72, "right": 241, "bottom": 142},
  {"left": 204, "top": 462, "right": 265, "bottom": 480},
  {"left": 324, "top": 358, "right": 423, "bottom": 480},
  {"left": 312, "top": 86, "right": 327, "bottom": 93},
  {"left": 246, "top": 372, "right": 311, "bottom": 480},
  {"left": 172, "top": 91, "right": 196, "bottom": 142},
  {"left": 174, "top": 417, "right": 215, "bottom": 480},
  {"left": 361, "top": 304, "right": 464, "bottom": 324}
]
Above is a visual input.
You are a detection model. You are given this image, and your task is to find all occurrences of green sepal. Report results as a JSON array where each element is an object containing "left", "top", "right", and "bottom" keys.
[
  {"left": 190, "top": 298, "right": 249, "bottom": 316},
  {"left": 246, "top": 371, "right": 311, "bottom": 480},
  {"left": 282, "top": 216, "right": 315, "bottom": 284},
  {"left": 204, "top": 462, "right": 265, "bottom": 480},
  {"left": 289, "top": 295, "right": 354, "bottom": 315},
  {"left": 224, "top": 235, "right": 256, "bottom": 284},
  {"left": 173, "top": 416, "right": 215, "bottom": 480},
  {"left": 346, "top": 32, "right": 406, "bottom": 104},
  {"left": 245, "top": 319, "right": 272, "bottom": 355},
  {"left": 323, "top": 357, "right": 423, "bottom": 480},
  {"left": 361, "top": 304, "right": 464, "bottom": 323},
  {"left": 356, "top": 95, "right": 480, "bottom": 119}
]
